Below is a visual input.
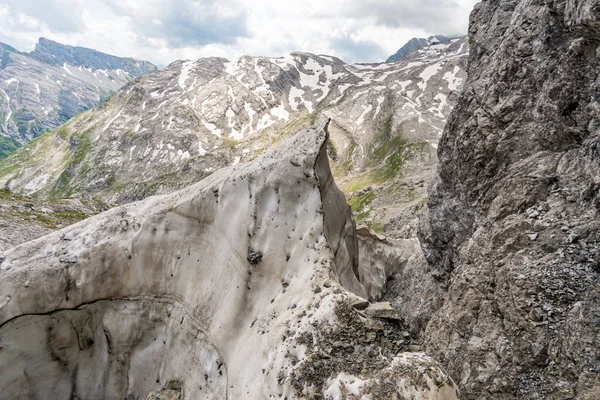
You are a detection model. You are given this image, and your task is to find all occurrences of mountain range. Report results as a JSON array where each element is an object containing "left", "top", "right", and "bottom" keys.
[
  {"left": 0, "top": 38, "right": 157, "bottom": 157},
  {"left": 0, "top": 37, "right": 467, "bottom": 217}
]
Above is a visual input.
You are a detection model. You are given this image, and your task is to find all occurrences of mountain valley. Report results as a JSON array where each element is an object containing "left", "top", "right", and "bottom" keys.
[{"left": 0, "top": 38, "right": 157, "bottom": 156}]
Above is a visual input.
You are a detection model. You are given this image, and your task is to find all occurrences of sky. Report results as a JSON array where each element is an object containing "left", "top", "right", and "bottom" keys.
[{"left": 0, "top": 0, "right": 479, "bottom": 67}]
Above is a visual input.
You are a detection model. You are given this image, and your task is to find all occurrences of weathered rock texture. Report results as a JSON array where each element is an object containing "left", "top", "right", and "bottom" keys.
[
  {"left": 0, "top": 38, "right": 156, "bottom": 153},
  {"left": 0, "top": 124, "right": 458, "bottom": 399},
  {"left": 418, "top": 0, "right": 600, "bottom": 398}
]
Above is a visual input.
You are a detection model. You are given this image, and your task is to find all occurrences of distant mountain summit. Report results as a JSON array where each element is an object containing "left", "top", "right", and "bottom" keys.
[
  {"left": 386, "top": 35, "right": 458, "bottom": 62},
  {"left": 31, "top": 38, "right": 156, "bottom": 75},
  {"left": 0, "top": 38, "right": 157, "bottom": 157}
]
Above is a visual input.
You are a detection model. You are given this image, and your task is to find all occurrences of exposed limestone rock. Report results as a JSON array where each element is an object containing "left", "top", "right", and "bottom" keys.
[
  {"left": 417, "top": 0, "right": 600, "bottom": 398},
  {"left": 0, "top": 124, "right": 458, "bottom": 399}
]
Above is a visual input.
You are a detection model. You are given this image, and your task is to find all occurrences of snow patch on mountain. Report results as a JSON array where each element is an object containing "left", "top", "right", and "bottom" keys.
[{"left": 178, "top": 61, "right": 196, "bottom": 90}]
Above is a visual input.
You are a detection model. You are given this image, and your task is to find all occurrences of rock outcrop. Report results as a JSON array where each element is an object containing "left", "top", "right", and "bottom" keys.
[
  {"left": 31, "top": 38, "right": 157, "bottom": 76},
  {"left": 0, "top": 124, "right": 458, "bottom": 399},
  {"left": 0, "top": 38, "right": 156, "bottom": 153},
  {"left": 418, "top": 0, "right": 600, "bottom": 398}
]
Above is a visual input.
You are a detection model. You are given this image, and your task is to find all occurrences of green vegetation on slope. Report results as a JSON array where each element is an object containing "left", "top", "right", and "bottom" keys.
[
  {"left": 2, "top": 208, "right": 89, "bottom": 230},
  {"left": 337, "top": 114, "right": 432, "bottom": 232},
  {"left": 50, "top": 128, "right": 92, "bottom": 198},
  {"left": 0, "top": 119, "right": 96, "bottom": 200},
  {"left": 366, "top": 115, "right": 410, "bottom": 181},
  {"left": 0, "top": 128, "right": 63, "bottom": 179},
  {"left": 348, "top": 190, "right": 375, "bottom": 223},
  {"left": 221, "top": 137, "right": 238, "bottom": 149},
  {"left": 337, "top": 115, "right": 412, "bottom": 194},
  {"left": 0, "top": 136, "right": 21, "bottom": 159},
  {"left": 0, "top": 188, "right": 91, "bottom": 229}
]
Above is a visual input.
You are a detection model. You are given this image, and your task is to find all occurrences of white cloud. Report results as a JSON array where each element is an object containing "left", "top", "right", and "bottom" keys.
[{"left": 0, "top": 0, "right": 479, "bottom": 66}]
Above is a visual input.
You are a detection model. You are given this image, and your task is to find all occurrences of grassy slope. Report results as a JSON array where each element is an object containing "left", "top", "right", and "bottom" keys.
[
  {"left": 331, "top": 115, "right": 430, "bottom": 232},
  {"left": 0, "top": 124, "right": 72, "bottom": 197},
  {"left": 0, "top": 136, "right": 21, "bottom": 159}
]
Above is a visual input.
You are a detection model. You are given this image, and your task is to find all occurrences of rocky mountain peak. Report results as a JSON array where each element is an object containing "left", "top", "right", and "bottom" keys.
[
  {"left": 0, "top": 41, "right": 19, "bottom": 55},
  {"left": 386, "top": 34, "right": 458, "bottom": 62},
  {"left": 0, "top": 38, "right": 468, "bottom": 206}
]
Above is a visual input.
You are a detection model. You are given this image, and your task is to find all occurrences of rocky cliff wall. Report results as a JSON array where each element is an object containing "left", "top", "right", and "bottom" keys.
[{"left": 418, "top": 0, "right": 600, "bottom": 398}]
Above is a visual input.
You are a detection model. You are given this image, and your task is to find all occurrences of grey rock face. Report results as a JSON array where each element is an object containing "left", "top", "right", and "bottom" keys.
[
  {"left": 364, "top": 302, "right": 401, "bottom": 320},
  {"left": 0, "top": 124, "right": 458, "bottom": 399},
  {"left": 0, "top": 39, "right": 468, "bottom": 207},
  {"left": 0, "top": 38, "right": 156, "bottom": 151},
  {"left": 418, "top": 0, "right": 600, "bottom": 398}
]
